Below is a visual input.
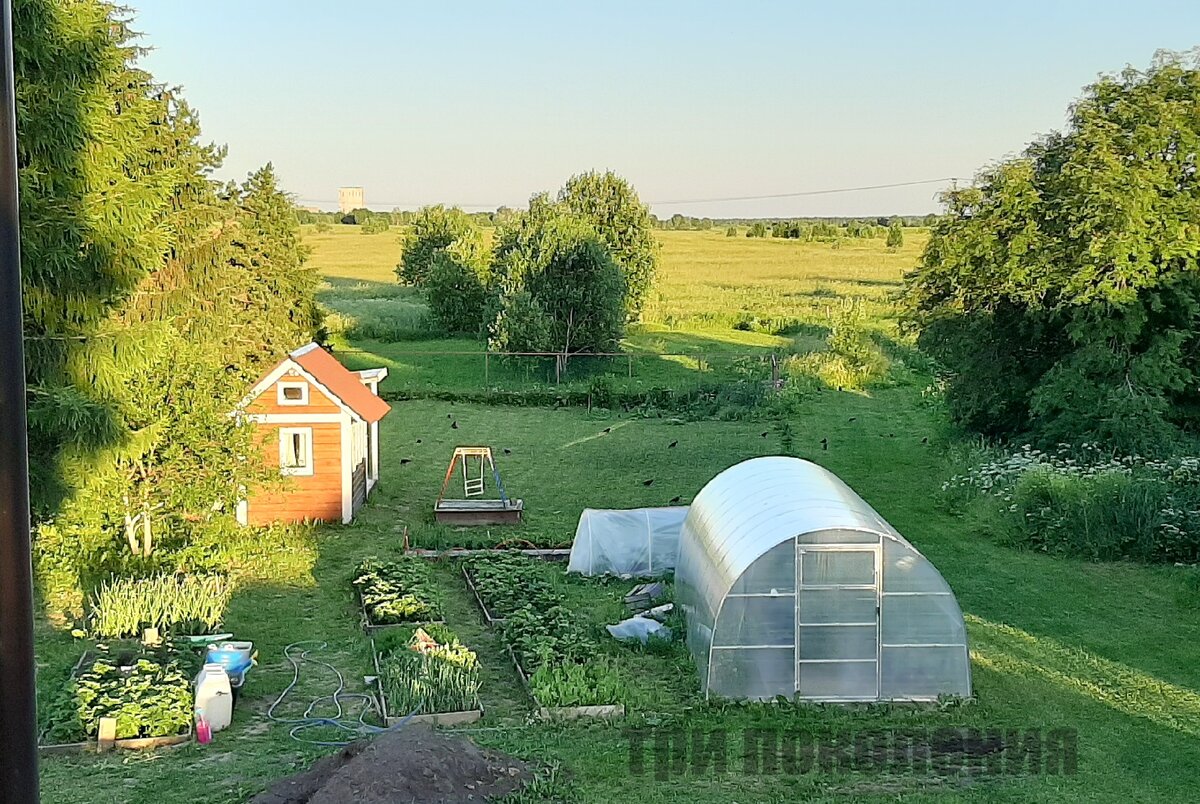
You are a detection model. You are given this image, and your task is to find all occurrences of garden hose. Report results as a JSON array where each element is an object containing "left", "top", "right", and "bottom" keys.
[{"left": 266, "top": 640, "right": 418, "bottom": 747}]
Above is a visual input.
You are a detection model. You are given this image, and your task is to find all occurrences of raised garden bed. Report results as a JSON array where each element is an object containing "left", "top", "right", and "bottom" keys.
[
  {"left": 354, "top": 556, "right": 444, "bottom": 632},
  {"left": 461, "top": 554, "right": 624, "bottom": 720},
  {"left": 371, "top": 625, "right": 483, "bottom": 727},
  {"left": 39, "top": 644, "right": 196, "bottom": 751}
]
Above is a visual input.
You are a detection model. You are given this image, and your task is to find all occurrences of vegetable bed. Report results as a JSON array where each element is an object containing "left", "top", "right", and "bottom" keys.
[
  {"left": 40, "top": 643, "right": 197, "bottom": 750},
  {"left": 463, "top": 554, "right": 625, "bottom": 719},
  {"left": 372, "top": 624, "right": 483, "bottom": 726},
  {"left": 353, "top": 556, "right": 443, "bottom": 631}
]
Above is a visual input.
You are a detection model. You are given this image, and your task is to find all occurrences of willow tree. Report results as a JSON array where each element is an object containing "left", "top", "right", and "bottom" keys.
[
  {"left": 903, "top": 51, "right": 1200, "bottom": 452},
  {"left": 17, "top": 0, "right": 319, "bottom": 616}
]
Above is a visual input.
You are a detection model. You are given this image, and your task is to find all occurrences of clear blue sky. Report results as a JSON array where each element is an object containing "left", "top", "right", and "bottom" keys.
[{"left": 130, "top": 0, "right": 1200, "bottom": 217}]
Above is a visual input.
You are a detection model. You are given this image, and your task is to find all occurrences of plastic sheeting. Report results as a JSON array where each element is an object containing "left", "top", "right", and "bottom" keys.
[
  {"left": 567, "top": 507, "right": 689, "bottom": 577},
  {"left": 676, "top": 457, "right": 971, "bottom": 703}
]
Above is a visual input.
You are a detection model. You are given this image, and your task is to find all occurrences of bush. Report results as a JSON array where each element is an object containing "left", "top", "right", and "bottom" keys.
[
  {"left": 88, "top": 574, "right": 231, "bottom": 639},
  {"left": 425, "top": 253, "right": 488, "bottom": 335},
  {"left": 943, "top": 444, "right": 1200, "bottom": 563},
  {"left": 361, "top": 216, "right": 390, "bottom": 234},
  {"left": 397, "top": 205, "right": 483, "bottom": 286},
  {"left": 725, "top": 226, "right": 738, "bottom": 237}
]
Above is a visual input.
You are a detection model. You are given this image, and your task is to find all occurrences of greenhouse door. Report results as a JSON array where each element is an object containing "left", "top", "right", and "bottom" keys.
[{"left": 795, "top": 546, "right": 880, "bottom": 700}]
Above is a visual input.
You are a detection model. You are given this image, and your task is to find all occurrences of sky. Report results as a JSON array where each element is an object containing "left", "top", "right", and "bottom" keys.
[{"left": 130, "top": 0, "right": 1200, "bottom": 218}]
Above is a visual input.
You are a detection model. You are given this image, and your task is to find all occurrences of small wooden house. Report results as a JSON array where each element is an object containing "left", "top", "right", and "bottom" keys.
[{"left": 236, "top": 343, "right": 391, "bottom": 525}]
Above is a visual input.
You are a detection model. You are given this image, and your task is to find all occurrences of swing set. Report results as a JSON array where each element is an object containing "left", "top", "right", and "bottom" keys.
[{"left": 433, "top": 446, "right": 525, "bottom": 525}]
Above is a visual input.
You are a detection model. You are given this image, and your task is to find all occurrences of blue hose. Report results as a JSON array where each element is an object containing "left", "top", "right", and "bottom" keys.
[{"left": 265, "top": 640, "right": 418, "bottom": 746}]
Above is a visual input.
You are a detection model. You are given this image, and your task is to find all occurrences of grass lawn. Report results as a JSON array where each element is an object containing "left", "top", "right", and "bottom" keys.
[{"left": 36, "top": 227, "right": 1200, "bottom": 802}]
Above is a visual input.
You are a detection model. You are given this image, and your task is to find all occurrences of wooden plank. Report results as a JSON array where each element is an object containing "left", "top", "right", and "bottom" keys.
[
  {"left": 434, "top": 507, "right": 523, "bottom": 526},
  {"left": 408, "top": 548, "right": 570, "bottom": 560},
  {"left": 461, "top": 565, "right": 505, "bottom": 626}
]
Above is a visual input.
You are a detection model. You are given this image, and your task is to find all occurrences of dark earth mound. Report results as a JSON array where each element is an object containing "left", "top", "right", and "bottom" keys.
[{"left": 250, "top": 724, "right": 531, "bottom": 803}]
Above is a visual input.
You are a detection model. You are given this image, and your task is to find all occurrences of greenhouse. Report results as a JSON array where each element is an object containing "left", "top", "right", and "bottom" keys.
[
  {"left": 676, "top": 457, "right": 971, "bottom": 702},
  {"left": 567, "top": 506, "right": 688, "bottom": 577}
]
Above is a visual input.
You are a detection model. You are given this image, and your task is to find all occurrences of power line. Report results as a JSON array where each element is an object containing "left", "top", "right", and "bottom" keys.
[
  {"left": 293, "top": 176, "right": 961, "bottom": 212},
  {"left": 650, "top": 177, "right": 959, "bottom": 206}
]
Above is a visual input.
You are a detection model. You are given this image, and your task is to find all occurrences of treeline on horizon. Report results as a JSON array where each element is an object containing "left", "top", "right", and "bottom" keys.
[{"left": 294, "top": 206, "right": 937, "bottom": 233}]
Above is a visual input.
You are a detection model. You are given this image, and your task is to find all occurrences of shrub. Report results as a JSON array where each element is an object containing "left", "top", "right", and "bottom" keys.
[
  {"left": 361, "top": 216, "right": 390, "bottom": 234},
  {"left": 88, "top": 574, "right": 231, "bottom": 639},
  {"left": 397, "top": 205, "right": 483, "bottom": 286},
  {"left": 425, "top": 253, "right": 488, "bottom": 335},
  {"left": 944, "top": 444, "right": 1200, "bottom": 563}
]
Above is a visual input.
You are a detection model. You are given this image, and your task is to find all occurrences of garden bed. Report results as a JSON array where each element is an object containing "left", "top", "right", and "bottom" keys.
[
  {"left": 371, "top": 626, "right": 482, "bottom": 727},
  {"left": 39, "top": 644, "right": 196, "bottom": 751},
  {"left": 461, "top": 564, "right": 506, "bottom": 625},
  {"left": 354, "top": 556, "right": 444, "bottom": 632},
  {"left": 505, "top": 644, "right": 625, "bottom": 721}
]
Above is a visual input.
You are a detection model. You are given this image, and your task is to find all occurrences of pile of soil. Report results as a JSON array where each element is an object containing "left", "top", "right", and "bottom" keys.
[{"left": 250, "top": 724, "right": 531, "bottom": 803}]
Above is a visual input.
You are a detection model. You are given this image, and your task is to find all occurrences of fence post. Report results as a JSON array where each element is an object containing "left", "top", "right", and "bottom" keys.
[
  {"left": 627, "top": 354, "right": 633, "bottom": 379},
  {"left": 484, "top": 351, "right": 489, "bottom": 386}
]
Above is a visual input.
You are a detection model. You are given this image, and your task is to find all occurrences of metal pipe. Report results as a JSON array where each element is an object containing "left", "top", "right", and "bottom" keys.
[{"left": 0, "top": 0, "right": 39, "bottom": 799}]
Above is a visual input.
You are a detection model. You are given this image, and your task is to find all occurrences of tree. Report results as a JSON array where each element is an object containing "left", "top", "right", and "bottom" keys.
[
  {"left": 903, "top": 51, "right": 1200, "bottom": 452},
  {"left": 558, "top": 171, "right": 659, "bottom": 320},
  {"left": 726, "top": 226, "right": 738, "bottom": 237},
  {"left": 886, "top": 221, "right": 904, "bottom": 249},
  {"left": 489, "top": 198, "right": 625, "bottom": 354},
  {"left": 361, "top": 215, "right": 389, "bottom": 234},
  {"left": 397, "top": 204, "right": 482, "bottom": 286},
  {"left": 18, "top": 0, "right": 318, "bottom": 616},
  {"left": 425, "top": 252, "right": 488, "bottom": 335},
  {"left": 746, "top": 222, "right": 768, "bottom": 238}
]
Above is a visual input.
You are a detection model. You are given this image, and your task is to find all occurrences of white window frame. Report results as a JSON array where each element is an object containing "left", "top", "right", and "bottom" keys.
[
  {"left": 277, "top": 381, "right": 310, "bottom": 406},
  {"left": 279, "top": 427, "right": 314, "bottom": 476}
]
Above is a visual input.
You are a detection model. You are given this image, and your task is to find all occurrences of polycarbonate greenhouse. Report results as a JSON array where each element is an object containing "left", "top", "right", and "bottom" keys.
[{"left": 676, "top": 457, "right": 971, "bottom": 702}]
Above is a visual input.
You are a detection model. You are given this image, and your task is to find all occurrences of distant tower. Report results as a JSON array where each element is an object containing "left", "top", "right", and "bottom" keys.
[{"left": 338, "top": 186, "right": 364, "bottom": 214}]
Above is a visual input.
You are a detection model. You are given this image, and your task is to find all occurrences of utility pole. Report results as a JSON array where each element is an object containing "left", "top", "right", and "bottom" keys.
[{"left": 0, "top": 0, "right": 40, "bottom": 799}]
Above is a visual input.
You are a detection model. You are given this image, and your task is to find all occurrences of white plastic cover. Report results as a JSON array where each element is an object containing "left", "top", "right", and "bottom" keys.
[
  {"left": 567, "top": 507, "right": 689, "bottom": 577},
  {"left": 677, "top": 457, "right": 971, "bottom": 703}
]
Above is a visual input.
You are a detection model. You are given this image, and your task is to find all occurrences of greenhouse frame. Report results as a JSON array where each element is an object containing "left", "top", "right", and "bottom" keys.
[
  {"left": 676, "top": 456, "right": 972, "bottom": 702},
  {"left": 567, "top": 506, "right": 689, "bottom": 577}
]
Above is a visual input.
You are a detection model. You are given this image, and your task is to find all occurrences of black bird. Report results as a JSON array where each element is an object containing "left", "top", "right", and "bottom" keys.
[
  {"left": 668, "top": 440, "right": 678, "bottom": 449},
  {"left": 669, "top": 496, "right": 682, "bottom": 504},
  {"left": 503, "top": 448, "right": 512, "bottom": 455},
  {"left": 447, "top": 414, "right": 452, "bottom": 419},
  {"left": 400, "top": 458, "right": 412, "bottom": 465},
  {"left": 921, "top": 436, "right": 928, "bottom": 444},
  {"left": 888, "top": 433, "right": 894, "bottom": 438},
  {"left": 760, "top": 431, "right": 769, "bottom": 438},
  {"left": 602, "top": 427, "right": 612, "bottom": 434},
  {"left": 838, "top": 386, "right": 844, "bottom": 392},
  {"left": 848, "top": 417, "right": 857, "bottom": 422},
  {"left": 642, "top": 479, "right": 654, "bottom": 487},
  {"left": 416, "top": 439, "right": 422, "bottom": 444},
  {"left": 451, "top": 421, "right": 459, "bottom": 430},
  {"left": 820, "top": 438, "right": 829, "bottom": 450}
]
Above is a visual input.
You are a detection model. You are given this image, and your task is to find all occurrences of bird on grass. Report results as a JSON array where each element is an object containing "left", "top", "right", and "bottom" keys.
[
  {"left": 921, "top": 437, "right": 929, "bottom": 444},
  {"left": 400, "top": 459, "right": 411, "bottom": 465},
  {"left": 503, "top": 448, "right": 512, "bottom": 455},
  {"left": 668, "top": 440, "right": 678, "bottom": 449},
  {"left": 602, "top": 427, "right": 612, "bottom": 434},
  {"left": 669, "top": 495, "right": 682, "bottom": 504},
  {"left": 760, "top": 431, "right": 769, "bottom": 438},
  {"left": 642, "top": 479, "right": 654, "bottom": 487},
  {"left": 447, "top": 414, "right": 452, "bottom": 419},
  {"left": 451, "top": 421, "right": 459, "bottom": 430},
  {"left": 416, "top": 439, "right": 422, "bottom": 444},
  {"left": 848, "top": 417, "right": 857, "bottom": 422},
  {"left": 820, "top": 438, "right": 829, "bottom": 451}
]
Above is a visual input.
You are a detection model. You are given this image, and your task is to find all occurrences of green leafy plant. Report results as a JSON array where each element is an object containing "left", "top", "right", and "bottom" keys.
[
  {"left": 89, "top": 574, "right": 231, "bottom": 639},
  {"left": 42, "top": 646, "right": 193, "bottom": 743},
  {"left": 353, "top": 557, "right": 441, "bottom": 625},
  {"left": 530, "top": 659, "right": 624, "bottom": 708},
  {"left": 464, "top": 553, "right": 564, "bottom": 620}
]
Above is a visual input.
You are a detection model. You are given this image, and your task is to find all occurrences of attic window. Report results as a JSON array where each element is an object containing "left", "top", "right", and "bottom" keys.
[{"left": 278, "top": 381, "right": 309, "bottom": 406}]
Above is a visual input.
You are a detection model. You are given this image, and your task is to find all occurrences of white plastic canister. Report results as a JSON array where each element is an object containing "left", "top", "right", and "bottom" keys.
[{"left": 194, "top": 663, "right": 234, "bottom": 733}]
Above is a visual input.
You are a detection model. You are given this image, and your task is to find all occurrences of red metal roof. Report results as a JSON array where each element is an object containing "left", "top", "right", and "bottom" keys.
[{"left": 290, "top": 344, "right": 391, "bottom": 422}]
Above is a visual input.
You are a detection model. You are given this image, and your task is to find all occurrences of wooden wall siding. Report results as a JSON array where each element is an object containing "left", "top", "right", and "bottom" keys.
[
  {"left": 246, "top": 421, "right": 344, "bottom": 524},
  {"left": 245, "top": 370, "right": 343, "bottom": 416}
]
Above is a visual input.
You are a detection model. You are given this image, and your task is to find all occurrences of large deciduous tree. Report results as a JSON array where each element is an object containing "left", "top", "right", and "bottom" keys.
[
  {"left": 903, "top": 51, "right": 1200, "bottom": 452},
  {"left": 557, "top": 171, "right": 658, "bottom": 320},
  {"left": 396, "top": 204, "right": 486, "bottom": 286}
]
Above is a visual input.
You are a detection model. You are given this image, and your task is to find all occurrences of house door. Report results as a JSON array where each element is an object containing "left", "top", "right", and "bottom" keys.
[{"left": 795, "top": 546, "right": 881, "bottom": 700}]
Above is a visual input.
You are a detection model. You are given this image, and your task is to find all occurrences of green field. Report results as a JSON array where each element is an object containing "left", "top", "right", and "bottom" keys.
[{"left": 37, "top": 228, "right": 1200, "bottom": 802}]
